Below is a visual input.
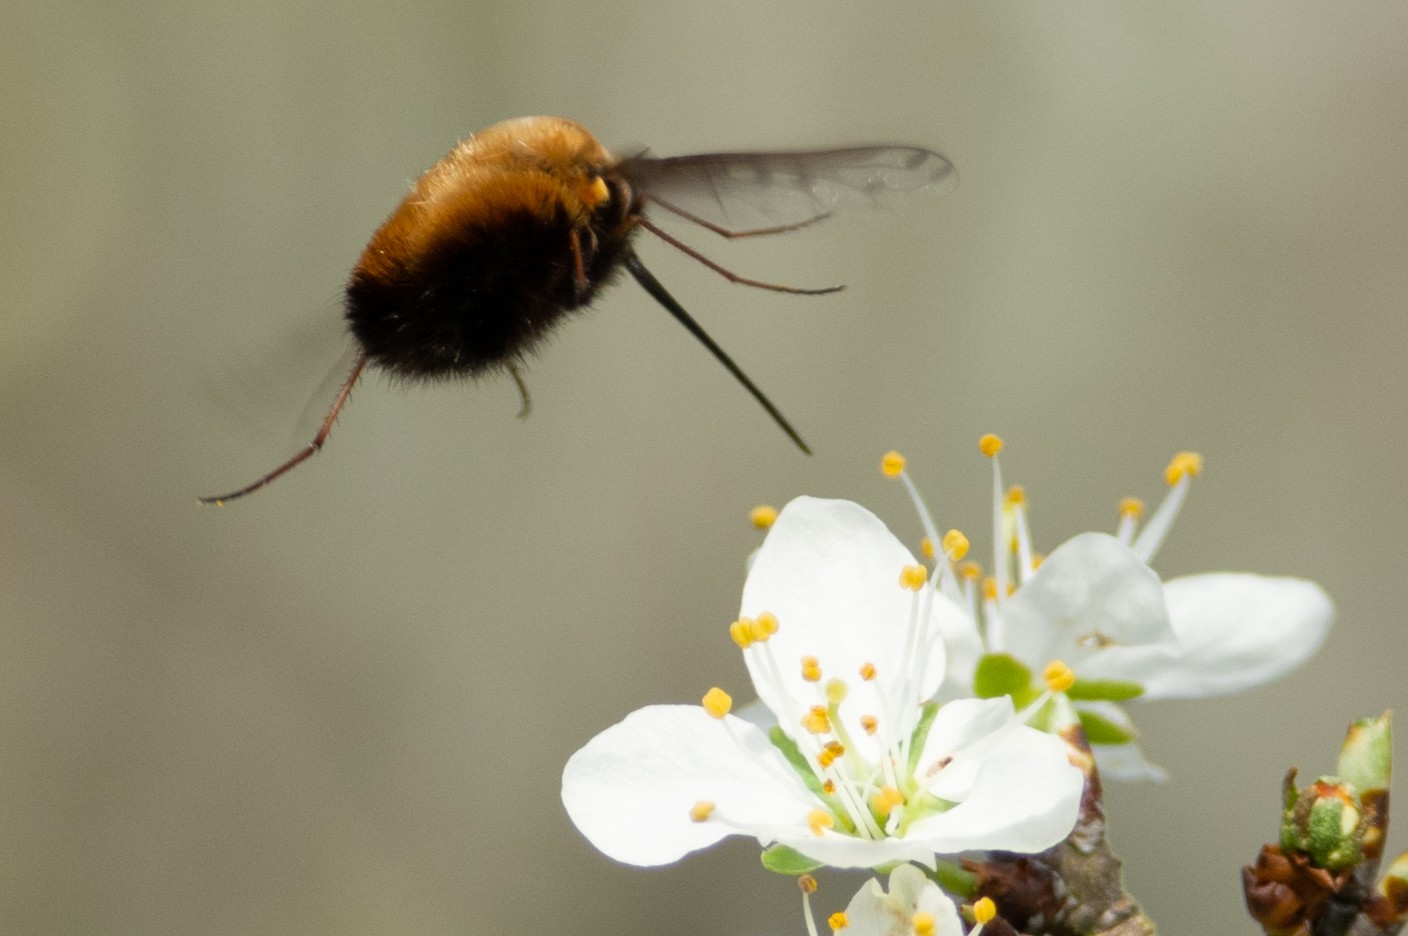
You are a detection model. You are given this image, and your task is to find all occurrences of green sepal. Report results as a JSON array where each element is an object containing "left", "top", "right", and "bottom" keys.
[
  {"left": 1066, "top": 678, "right": 1145, "bottom": 702},
  {"left": 1078, "top": 708, "right": 1137, "bottom": 745},
  {"left": 761, "top": 844, "right": 825, "bottom": 875},
  {"left": 926, "top": 859, "right": 977, "bottom": 898},
  {"left": 907, "top": 702, "right": 940, "bottom": 773},
  {"left": 973, "top": 653, "right": 1032, "bottom": 699},
  {"left": 770, "top": 725, "right": 826, "bottom": 799}
]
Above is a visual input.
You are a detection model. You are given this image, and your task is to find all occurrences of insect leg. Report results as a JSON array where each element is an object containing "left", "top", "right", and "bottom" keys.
[
  {"left": 648, "top": 196, "right": 833, "bottom": 239},
  {"left": 197, "top": 353, "right": 369, "bottom": 505},
  {"left": 624, "top": 251, "right": 811, "bottom": 455},
  {"left": 638, "top": 218, "right": 842, "bottom": 296},
  {"left": 507, "top": 361, "right": 532, "bottom": 419}
]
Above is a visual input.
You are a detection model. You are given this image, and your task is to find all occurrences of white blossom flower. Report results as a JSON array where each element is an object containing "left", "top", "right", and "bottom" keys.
[
  {"left": 561, "top": 497, "right": 1084, "bottom": 869},
  {"left": 807, "top": 864, "right": 971, "bottom": 936},
  {"left": 884, "top": 438, "right": 1334, "bottom": 779}
]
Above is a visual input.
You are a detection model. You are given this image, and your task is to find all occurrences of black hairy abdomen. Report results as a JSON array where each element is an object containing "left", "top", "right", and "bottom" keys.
[{"left": 345, "top": 204, "right": 630, "bottom": 380}]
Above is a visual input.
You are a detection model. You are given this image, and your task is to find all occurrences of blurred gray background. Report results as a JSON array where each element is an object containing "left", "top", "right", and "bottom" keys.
[{"left": 3, "top": 1, "right": 1405, "bottom": 933}]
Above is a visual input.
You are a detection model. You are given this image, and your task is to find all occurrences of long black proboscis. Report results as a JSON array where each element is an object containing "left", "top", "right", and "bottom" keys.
[{"left": 625, "top": 252, "right": 812, "bottom": 455}]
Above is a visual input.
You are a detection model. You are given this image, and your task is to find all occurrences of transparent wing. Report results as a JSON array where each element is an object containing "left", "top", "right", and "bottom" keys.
[{"left": 616, "top": 146, "right": 956, "bottom": 235}]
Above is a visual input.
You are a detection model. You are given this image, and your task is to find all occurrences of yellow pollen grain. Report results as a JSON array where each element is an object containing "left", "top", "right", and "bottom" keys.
[
  {"left": 1005, "top": 485, "right": 1027, "bottom": 506},
  {"left": 689, "top": 800, "right": 715, "bottom": 822},
  {"left": 828, "top": 911, "right": 849, "bottom": 931},
  {"left": 1118, "top": 496, "right": 1145, "bottom": 518},
  {"left": 972, "top": 897, "right": 997, "bottom": 924},
  {"left": 808, "top": 809, "right": 835, "bottom": 835},
  {"left": 801, "top": 655, "right": 822, "bottom": 682},
  {"left": 899, "top": 564, "right": 928, "bottom": 591},
  {"left": 749, "top": 504, "right": 778, "bottom": 529},
  {"left": 859, "top": 662, "right": 877, "bottom": 681},
  {"left": 1044, "top": 660, "right": 1076, "bottom": 693},
  {"left": 942, "top": 528, "right": 970, "bottom": 561},
  {"left": 920, "top": 536, "right": 935, "bottom": 560},
  {"left": 881, "top": 450, "right": 907, "bottom": 477},
  {"left": 798, "top": 874, "right": 819, "bottom": 895},
  {"left": 802, "top": 706, "right": 831, "bottom": 735},
  {"left": 824, "top": 740, "right": 845, "bottom": 758},
  {"left": 979, "top": 434, "right": 1004, "bottom": 457},
  {"left": 702, "top": 687, "right": 733, "bottom": 718},
  {"left": 756, "top": 611, "right": 780, "bottom": 635},
  {"left": 913, "top": 912, "right": 936, "bottom": 936},
  {"left": 957, "top": 560, "right": 982, "bottom": 581},
  {"left": 1164, "top": 450, "right": 1205, "bottom": 486},
  {"left": 817, "top": 748, "right": 837, "bottom": 768},
  {"left": 860, "top": 714, "right": 878, "bottom": 735},
  {"left": 981, "top": 576, "right": 998, "bottom": 600},
  {"left": 730, "top": 618, "right": 754, "bottom": 649}
]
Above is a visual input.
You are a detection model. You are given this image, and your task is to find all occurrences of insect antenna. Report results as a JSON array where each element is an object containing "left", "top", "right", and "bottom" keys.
[
  {"left": 623, "top": 251, "right": 811, "bottom": 455},
  {"left": 636, "top": 218, "right": 842, "bottom": 296},
  {"left": 198, "top": 352, "right": 369, "bottom": 505}
]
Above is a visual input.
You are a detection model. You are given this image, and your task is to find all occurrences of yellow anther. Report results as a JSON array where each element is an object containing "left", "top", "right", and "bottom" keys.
[
  {"left": 981, "top": 576, "right": 998, "bottom": 601},
  {"left": 972, "top": 897, "right": 996, "bottom": 924},
  {"left": 1044, "top": 660, "right": 1076, "bottom": 693},
  {"left": 860, "top": 714, "right": 878, "bottom": 735},
  {"left": 824, "top": 740, "right": 845, "bottom": 758},
  {"left": 881, "top": 450, "right": 907, "bottom": 477},
  {"left": 756, "top": 611, "right": 780, "bottom": 636},
  {"left": 913, "top": 912, "right": 936, "bottom": 936},
  {"left": 828, "top": 911, "right": 849, "bottom": 931},
  {"left": 1005, "top": 485, "right": 1026, "bottom": 507},
  {"left": 1164, "top": 451, "right": 1204, "bottom": 486},
  {"left": 689, "top": 800, "right": 715, "bottom": 822},
  {"left": 801, "top": 655, "right": 822, "bottom": 682},
  {"left": 957, "top": 560, "right": 982, "bottom": 581},
  {"left": 899, "top": 564, "right": 928, "bottom": 591},
  {"left": 807, "top": 809, "right": 835, "bottom": 835},
  {"left": 920, "top": 537, "right": 935, "bottom": 560},
  {"left": 859, "top": 661, "right": 877, "bottom": 681},
  {"left": 702, "top": 687, "right": 733, "bottom": 718},
  {"left": 749, "top": 504, "right": 778, "bottom": 529},
  {"left": 798, "top": 874, "right": 819, "bottom": 895},
  {"left": 1031, "top": 553, "right": 1044, "bottom": 569},
  {"left": 871, "top": 785, "right": 904, "bottom": 817},
  {"left": 978, "top": 434, "right": 1004, "bottom": 457},
  {"left": 825, "top": 679, "right": 847, "bottom": 705},
  {"left": 802, "top": 706, "right": 831, "bottom": 735},
  {"left": 1118, "top": 496, "right": 1145, "bottom": 518},
  {"left": 942, "top": 528, "right": 970, "bottom": 561},
  {"left": 730, "top": 618, "right": 754, "bottom": 649},
  {"left": 822, "top": 779, "right": 835, "bottom": 794}
]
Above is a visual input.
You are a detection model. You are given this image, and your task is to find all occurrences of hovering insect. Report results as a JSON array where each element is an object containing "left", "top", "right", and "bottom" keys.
[{"left": 199, "top": 115, "right": 954, "bottom": 504}]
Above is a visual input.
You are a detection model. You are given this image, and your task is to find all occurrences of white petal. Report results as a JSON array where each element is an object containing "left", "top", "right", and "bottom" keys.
[
  {"left": 771, "top": 830, "right": 941, "bottom": 870},
  {"left": 927, "top": 722, "right": 1071, "bottom": 803},
  {"left": 1136, "top": 573, "right": 1333, "bottom": 699},
  {"left": 1000, "top": 532, "right": 1176, "bottom": 676},
  {"left": 1092, "top": 741, "right": 1169, "bottom": 782},
  {"left": 915, "top": 697, "right": 1020, "bottom": 795},
  {"left": 904, "top": 748, "right": 1084, "bottom": 853},
  {"left": 740, "top": 498, "right": 949, "bottom": 747},
  {"left": 561, "top": 705, "right": 815, "bottom": 866}
]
